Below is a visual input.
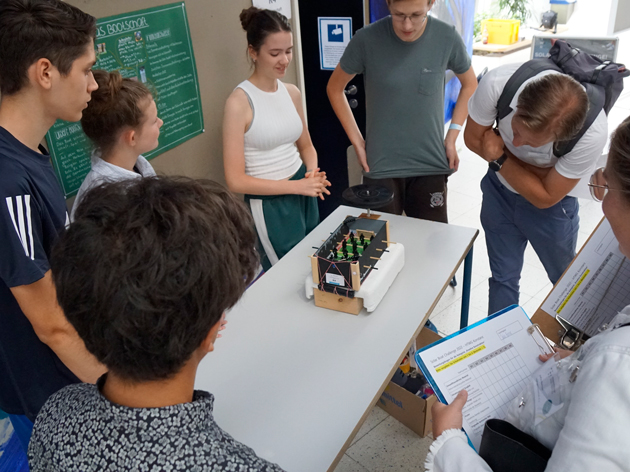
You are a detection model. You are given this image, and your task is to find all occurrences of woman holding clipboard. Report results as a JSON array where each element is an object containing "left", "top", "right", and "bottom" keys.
[{"left": 427, "top": 117, "right": 630, "bottom": 472}]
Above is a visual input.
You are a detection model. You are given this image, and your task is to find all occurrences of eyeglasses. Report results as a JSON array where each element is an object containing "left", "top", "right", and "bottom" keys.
[
  {"left": 391, "top": 12, "right": 428, "bottom": 24},
  {"left": 588, "top": 167, "right": 630, "bottom": 201}
]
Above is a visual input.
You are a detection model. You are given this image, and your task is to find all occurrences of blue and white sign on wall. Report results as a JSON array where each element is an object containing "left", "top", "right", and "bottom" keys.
[{"left": 318, "top": 17, "right": 352, "bottom": 70}]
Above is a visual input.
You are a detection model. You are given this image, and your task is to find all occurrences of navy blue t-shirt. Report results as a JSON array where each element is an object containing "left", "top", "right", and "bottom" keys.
[{"left": 0, "top": 126, "right": 80, "bottom": 421}]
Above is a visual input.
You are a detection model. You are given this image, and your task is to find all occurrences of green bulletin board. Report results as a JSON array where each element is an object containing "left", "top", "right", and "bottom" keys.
[{"left": 46, "top": 2, "right": 204, "bottom": 197}]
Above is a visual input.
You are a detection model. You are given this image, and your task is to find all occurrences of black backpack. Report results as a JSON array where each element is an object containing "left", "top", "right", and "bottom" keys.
[{"left": 496, "top": 40, "right": 630, "bottom": 157}]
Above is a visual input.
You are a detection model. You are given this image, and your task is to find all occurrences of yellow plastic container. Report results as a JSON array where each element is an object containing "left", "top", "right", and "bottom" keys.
[
  {"left": 480, "top": 19, "right": 520, "bottom": 45},
  {"left": 399, "top": 357, "right": 410, "bottom": 373}
]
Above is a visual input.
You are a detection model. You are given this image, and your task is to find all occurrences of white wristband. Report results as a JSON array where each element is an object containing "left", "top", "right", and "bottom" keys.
[{"left": 449, "top": 123, "right": 463, "bottom": 131}]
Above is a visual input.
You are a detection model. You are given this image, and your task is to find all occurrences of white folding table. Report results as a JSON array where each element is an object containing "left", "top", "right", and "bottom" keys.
[{"left": 195, "top": 206, "right": 478, "bottom": 471}]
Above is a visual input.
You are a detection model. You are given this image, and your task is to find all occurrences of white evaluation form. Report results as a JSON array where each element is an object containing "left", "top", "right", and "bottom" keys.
[
  {"left": 415, "top": 306, "right": 552, "bottom": 450},
  {"left": 540, "top": 218, "right": 630, "bottom": 337}
]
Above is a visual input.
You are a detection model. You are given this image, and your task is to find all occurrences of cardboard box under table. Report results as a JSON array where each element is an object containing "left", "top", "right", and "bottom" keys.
[{"left": 377, "top": 327, "right": 441, "bottom": 437}]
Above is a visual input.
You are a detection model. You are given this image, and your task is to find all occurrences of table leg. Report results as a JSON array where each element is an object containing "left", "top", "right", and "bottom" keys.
[{"left": 460, "top": 247, "right": 474, "bottom": 329}]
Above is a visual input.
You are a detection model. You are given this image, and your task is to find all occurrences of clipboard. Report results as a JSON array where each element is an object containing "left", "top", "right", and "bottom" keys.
[
  {"left": 532, "top": 217, "right": 630, "bottom": 349},
  {"left": 529, "top": 219, "right": 607, "bottom": 346},
  {"left": 414, "top": 305, "right": 554, "bottom": 450}
]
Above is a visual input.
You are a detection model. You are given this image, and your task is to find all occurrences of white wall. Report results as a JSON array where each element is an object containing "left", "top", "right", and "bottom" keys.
[
  {"left": 566, "top": 0, "right": 618, "bottom": 35},
  {"left": 614, "top": 0, "right": 630, "bottom": 32}
]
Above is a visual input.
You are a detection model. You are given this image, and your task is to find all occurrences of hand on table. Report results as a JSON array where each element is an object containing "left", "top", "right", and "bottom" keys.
[{"left": 432, "top": 389, "right": 468, "bottom": 438}]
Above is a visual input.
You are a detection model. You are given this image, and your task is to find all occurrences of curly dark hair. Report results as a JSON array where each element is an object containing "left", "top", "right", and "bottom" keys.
[
  {"left": 51, "top": 177, "right": 259, "bottom": 382},
  {"left": 0, "top": 0, "right": 96, "bottom": 96}
]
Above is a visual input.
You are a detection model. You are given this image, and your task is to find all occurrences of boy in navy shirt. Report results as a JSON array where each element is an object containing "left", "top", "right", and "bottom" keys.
[
  {"left": 29, "top": 177, "right": 284, "bottom": 471},
  {"left": 0, "top": 0, "right": 105, "bottom": 451}
]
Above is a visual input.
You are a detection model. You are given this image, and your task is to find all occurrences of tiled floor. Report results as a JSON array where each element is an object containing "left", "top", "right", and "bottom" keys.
[{"left": 333, "top": 29, "right": 630, "bottom": 472}]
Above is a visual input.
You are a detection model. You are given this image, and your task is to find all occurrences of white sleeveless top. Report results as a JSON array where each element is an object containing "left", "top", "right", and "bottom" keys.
[{"left": 236, "top": 79, "right": 303, "bottom": 180}]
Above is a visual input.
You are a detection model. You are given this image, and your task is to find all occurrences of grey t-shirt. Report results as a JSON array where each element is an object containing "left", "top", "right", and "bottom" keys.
[{"left": 340, "top": 16, "right": 471, "bottom": 179}]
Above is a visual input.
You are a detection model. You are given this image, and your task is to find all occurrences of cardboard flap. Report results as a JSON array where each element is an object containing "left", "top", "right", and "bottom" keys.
[
  {"left": 379, "top": 382, "right": 432, "bottom": 437},
  {"left": 377, "top": 327, "right": 443, "bottom": 438},
  {"left": 416, "top": 327, "right": 442, "bottom": 348},
  {"left": 423, "top": 394, "right": 437, "bottom": 436}
]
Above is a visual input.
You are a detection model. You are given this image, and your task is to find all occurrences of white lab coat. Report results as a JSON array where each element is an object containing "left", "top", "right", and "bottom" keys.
[{"left": 426, "top": 306, "right": 630, "bottom": 472}]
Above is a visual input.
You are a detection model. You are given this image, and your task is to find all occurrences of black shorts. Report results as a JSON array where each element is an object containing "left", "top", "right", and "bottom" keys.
[{"left": 362, "top": 174, "right": 449, "bottom": 223}]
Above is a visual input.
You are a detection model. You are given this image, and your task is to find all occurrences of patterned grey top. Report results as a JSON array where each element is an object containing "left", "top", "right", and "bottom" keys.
[{"left": 28, "top": 379, "right": 285, "bottom": 471}]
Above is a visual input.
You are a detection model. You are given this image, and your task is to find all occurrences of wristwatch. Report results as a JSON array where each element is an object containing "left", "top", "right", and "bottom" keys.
[{"left": 489, "top": 153, "right": 507, "bottom": 172}]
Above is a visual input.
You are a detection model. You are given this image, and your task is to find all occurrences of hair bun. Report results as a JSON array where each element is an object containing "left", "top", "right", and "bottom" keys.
[
  {"left": 240, "top": 6, "right": 261, "bottom": 31},
  {"left": 106, "top": 71, "right": 123, "bottom": 99},
  {"left": 81, "top": 70, "right": 152, "bottom": 154},
  {"left": 91, "top": 70, "right": 123, "bottom": 102}
]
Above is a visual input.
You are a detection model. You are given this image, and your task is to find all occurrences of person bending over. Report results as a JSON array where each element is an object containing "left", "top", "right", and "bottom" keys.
[
  {"left": 465, "top": 65, "right": 607, "bottom": 315},
  {"left": 28, "top": 177, "right": 285, "bottom": 472},
  {"left": 71, "top": 70, "right": 162, "bottom": 220},
  {"left": 223, "top": 7, "right": 330, "bottom": 271}
]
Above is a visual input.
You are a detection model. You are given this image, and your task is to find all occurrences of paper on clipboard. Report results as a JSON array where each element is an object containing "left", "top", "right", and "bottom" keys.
[
  {"left": 415, "top": 306, "right": 551, "bottom": 450},
  {"left": 538, "top": 218, "right": 630, "bottom": 337}
]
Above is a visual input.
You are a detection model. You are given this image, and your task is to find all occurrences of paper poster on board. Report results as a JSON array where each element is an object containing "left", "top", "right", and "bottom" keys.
[
  {"left": 252, "top": 0, "right": 292, "bottom": 19},
  {"left": 318, "top": 17, "right": 352, "bottom": 71},
  {"left": 46, "top": 3, "right": 204, "bottom": 197}
]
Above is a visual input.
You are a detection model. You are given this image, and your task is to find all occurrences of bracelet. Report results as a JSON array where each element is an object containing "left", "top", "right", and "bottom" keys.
[{"left": 449, "top": 123, "right": 463, "bottom": 131}]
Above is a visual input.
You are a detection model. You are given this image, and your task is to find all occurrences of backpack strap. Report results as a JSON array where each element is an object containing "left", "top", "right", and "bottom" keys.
[
  {"left": 553, "top": 83, "right": 605, "bottom": 157},
  {"left": 555, "top": 45, "right": 580, "bottom": 67},
  {"left": 496, "top": 59, "right": 563, "bottom": 123}
]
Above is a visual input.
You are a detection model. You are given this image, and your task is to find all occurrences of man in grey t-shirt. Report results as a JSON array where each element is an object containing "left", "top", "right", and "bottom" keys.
[{"left": 327, "top": 0, "right": 476, "bottom": 222}]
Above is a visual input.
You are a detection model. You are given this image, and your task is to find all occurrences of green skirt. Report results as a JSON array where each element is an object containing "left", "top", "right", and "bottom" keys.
[{"left": 245, "top": 164, "right": 319, "bottom": 271}]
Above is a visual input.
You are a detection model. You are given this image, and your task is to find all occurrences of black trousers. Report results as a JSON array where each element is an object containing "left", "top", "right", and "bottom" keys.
[{"left": 363, "top": 174, "right": 449, "bottom": 223}]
